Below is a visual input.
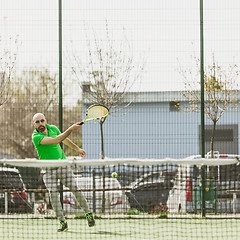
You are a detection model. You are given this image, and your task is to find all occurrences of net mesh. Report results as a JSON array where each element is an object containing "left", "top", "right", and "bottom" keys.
[
  {"left": 0, "top": 156, "right": 240, "bottom": 239},
  {"left": 1, "top": 1, "right": 240, "bottom": 239}
]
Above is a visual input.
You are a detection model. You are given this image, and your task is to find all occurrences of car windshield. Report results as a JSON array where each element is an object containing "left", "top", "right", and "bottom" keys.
[
  {"left": 136, "top": 171, "right": 177, "bottom": 185},
  {"left": 0, "top": 171, "right": 24, "bottom": 190},
  {"left": 144, "top": 175, "right": 165, "bottom": 182}
]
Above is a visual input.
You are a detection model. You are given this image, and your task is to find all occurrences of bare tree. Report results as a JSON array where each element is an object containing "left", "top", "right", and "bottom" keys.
[
  {"left": 0, "top": 68, "right": 84, "bottom": 189},
  {"left": 72, "top": 23, "right": 143, "bottom": 159},
  {"left": 0, "top": 36, "right": 18, "bottom": 106},
  {"left": 71, "top": 23, "right": 144, "bottom": 212},
  {"left": 0, "top": 69, "right": 81, "bottom": 158},
  {"left": 0, "top": 69, "right": 59, "bottom": 158},
  {"left": 181, "top": 55, "right": 240, "bottom": 158}
]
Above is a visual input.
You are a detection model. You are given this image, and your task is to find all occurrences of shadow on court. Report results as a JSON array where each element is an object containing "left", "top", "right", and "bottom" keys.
[
  {"left": 67, "top": 230, "right": 125, "bottom": 236},
  {"left": 92, "top": 231, "right": 125, "bottom": 236}
]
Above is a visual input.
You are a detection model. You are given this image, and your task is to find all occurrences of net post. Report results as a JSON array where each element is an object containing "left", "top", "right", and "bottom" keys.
[
  {"left": 92, "top": 169, "right": 96, "bottom": 213},
  {"left": 4, "top": 192, "right": 8, "bottom": 214}
]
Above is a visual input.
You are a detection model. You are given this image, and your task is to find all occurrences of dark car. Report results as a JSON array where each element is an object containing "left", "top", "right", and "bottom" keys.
[
  {"left": 125, "top": 169, "right": 178, "bottom": 213},
  {"left": 0, "top": 167, "right": 32, "bottom": 213}
]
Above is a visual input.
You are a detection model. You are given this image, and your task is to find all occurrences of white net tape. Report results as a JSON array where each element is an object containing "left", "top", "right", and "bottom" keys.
[{"left": 0, "top": 154, "right": 239, "bottom": 168}]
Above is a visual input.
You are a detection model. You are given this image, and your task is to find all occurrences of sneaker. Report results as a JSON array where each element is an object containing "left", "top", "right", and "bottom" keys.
[
  {"left": 86, "top": 212, "right": 95, "bottom": 227},
  {"left": 57, "top": 221, "right": 68, "bottom": 232}
]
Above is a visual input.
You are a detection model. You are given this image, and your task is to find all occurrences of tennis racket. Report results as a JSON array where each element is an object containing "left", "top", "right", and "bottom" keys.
[{"left": 79, "top": 104, "right": 109, "bottom": 125}]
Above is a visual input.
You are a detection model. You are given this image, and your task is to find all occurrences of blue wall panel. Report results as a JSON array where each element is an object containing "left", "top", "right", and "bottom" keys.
[{"left": 82, "top": 101, "right": 239, "bottom": 159}]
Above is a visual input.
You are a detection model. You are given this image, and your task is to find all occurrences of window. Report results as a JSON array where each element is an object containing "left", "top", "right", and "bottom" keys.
[
  {"left": 199, "top": 124, "right": 238, "bottom": 154},
  {"left": 205, "top": 129, "right": 233, "bottom": 142},
  {"left": 169, "top": 101, "right": 180, "bottom": 111}
]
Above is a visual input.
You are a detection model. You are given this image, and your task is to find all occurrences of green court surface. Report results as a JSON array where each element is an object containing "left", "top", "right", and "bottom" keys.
[{"left": 1, "top": 218, "right": 240, "bottom": 240}]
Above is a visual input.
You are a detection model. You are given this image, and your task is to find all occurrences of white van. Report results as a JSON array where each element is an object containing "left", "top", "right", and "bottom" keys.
[
  {"left": 167, "top": 153, "right": 240, "bottom": 214},
  {"left": 167, "top": 165, "right": 197, "bottom": 213},
  {"left": 63, "top": 175, "right": 130, "bottom": 213}
]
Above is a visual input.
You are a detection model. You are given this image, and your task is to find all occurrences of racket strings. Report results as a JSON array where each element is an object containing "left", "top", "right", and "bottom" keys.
[{"left": 87, "top": 106, "right": 109, "bottom": 119}]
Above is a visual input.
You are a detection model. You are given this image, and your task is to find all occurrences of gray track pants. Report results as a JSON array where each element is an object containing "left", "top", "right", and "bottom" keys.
[{"left": 42, "top": 166, "right": 90, "bottom": 221}]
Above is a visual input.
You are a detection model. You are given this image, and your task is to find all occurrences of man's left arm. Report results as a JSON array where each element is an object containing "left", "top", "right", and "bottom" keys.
[{"left": 63, "top": 138, "right": 86, "bottom": 157}]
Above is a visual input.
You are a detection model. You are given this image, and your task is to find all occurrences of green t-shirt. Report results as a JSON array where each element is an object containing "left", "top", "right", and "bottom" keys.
[{"left": 32, "top": 124, "right": 66, "bottom": 160}]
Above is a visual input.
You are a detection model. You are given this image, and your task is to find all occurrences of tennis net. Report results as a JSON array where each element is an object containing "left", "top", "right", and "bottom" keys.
[{"left": 0, "top": 154, "right": 240, "bottom": 240}]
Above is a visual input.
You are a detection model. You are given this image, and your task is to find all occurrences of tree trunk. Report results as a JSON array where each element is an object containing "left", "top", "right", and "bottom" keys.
[
  {"left": 210, "top": 120, "right": 217, "bottom": 178},
  {"left": 210, "top": 120, "right": 217, "bottom": 158},
  {"left": 100, "top": 121, "right": 106, "bottom": 213}
]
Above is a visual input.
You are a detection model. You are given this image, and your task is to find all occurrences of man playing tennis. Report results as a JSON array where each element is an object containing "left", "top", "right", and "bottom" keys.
[{"left": 32, "top": 113, "right": 95, "bottom": 232}]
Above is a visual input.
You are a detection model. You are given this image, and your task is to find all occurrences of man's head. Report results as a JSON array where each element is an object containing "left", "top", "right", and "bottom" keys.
[{"left": 33, "top": 113, "right": 47, "bottom": 132}]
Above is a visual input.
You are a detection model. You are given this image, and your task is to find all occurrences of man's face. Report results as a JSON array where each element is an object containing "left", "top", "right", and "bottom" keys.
[{"left": 33, "top": 115, "right": 47, "bottom": 132}]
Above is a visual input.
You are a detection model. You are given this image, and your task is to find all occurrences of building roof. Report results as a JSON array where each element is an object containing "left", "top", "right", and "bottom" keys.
[
  {"left": 82, "top": 90, "right": 188, "bottom": 104},
  {"left": 83, "top": 89, "right": 240, "bottom": 104},
  {"left": 122, "top": 91, "right": 187, "bottom": 103}
]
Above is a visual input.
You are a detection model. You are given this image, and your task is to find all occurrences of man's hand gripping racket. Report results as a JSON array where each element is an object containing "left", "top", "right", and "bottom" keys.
[{"left": 78, "top": 104, "right": 109, "bottom": 125}]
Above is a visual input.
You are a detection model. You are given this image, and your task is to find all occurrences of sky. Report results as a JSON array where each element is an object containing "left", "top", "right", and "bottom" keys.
[{"left": 1, "top": 0, "right": 240, "bottom": 105}]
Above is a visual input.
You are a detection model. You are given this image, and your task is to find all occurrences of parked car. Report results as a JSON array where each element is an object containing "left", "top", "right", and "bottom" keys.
[
  {"left": 167, "top": 164, "right": 200, "bottom": 213},
  {"left": 167, "top": 153, "right": 240, "bottom": 213},
  {"left": 0, "top": 167, "right": 32, "bottom": 213},
  {"left": 63, "top": 175, "right": 130, "bottom": 213},
  {"left": 125, "top": 168, "right": 178, "bottom": 213}
]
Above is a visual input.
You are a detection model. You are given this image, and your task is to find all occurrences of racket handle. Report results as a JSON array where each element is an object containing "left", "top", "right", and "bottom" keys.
[{"left": 78, "top": 121, "right": 84, "bottom": 125}]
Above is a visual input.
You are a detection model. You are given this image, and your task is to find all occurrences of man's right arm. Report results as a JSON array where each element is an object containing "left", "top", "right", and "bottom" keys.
[{"left": 40, "top": 123, "right": 82, "bottom": 145}]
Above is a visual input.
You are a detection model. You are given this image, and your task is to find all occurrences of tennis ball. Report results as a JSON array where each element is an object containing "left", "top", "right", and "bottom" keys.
[{"left": 111, "top": 172, "right": 118, "bottom": 178}]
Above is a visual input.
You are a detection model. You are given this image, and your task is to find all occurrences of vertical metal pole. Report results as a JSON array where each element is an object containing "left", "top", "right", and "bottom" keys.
[
  {"left": 4, "top": 192, "right": 8, "bottom": 214},
  {"left": 92, "top": 169, "right": 96, "bottom": 213},
  {"left": 200, "top": 0, "right": 206, "bottom": 217},
  {"left": 58, "top": 0, "right": 63, "bottom": 206},
  {"left": 58, "top": 0, "right": 63, "bottom": 133}
]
